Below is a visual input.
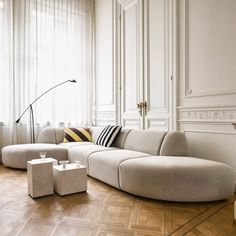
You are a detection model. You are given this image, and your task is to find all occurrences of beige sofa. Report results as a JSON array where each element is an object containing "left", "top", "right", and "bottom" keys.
[{"left": 2, "top": 127, "right": 235, "bottom": 202}]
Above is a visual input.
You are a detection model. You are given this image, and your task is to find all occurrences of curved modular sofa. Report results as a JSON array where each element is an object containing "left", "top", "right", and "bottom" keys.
[{"left": 1, "top": 127, "right": 235, "bottom": 202}]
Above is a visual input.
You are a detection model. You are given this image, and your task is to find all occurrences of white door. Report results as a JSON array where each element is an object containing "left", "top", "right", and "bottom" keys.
[
  {"left": 119, "top": 0, "right": 173, "bottom": 130},
  {"left": 143, "top": 0, "right": 173, "bottom": 131},
  {"left": 120, "top": 0, "right": 144, "bottom": 129}
]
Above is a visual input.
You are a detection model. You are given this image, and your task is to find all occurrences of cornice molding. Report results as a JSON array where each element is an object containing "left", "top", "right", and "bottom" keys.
[{"left": 178, "top": 106, "right": 236, "bottom": 123}]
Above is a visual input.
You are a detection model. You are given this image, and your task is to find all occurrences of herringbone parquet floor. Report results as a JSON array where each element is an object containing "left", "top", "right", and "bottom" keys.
[{"left": 0, "top": 164, "right": 236, "bottom": 236}]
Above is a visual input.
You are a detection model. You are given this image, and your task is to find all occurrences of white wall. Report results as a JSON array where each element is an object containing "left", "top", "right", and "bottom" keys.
[
  {"left": 94, "top": 0, "right": 116, "bottom": 126},
  {"left": 178, "top": 0, "right": 236, "bottom": 172}
]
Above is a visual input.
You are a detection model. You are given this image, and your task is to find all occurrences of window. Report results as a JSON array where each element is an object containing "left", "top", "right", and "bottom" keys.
[{"left": 0, "top": 0, "right": 93, "bottom": 127}]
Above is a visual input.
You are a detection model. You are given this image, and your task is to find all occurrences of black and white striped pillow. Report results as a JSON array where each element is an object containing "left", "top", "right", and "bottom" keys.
[{"left": 96, "top": 125, "right": 122, "bottom": 147}]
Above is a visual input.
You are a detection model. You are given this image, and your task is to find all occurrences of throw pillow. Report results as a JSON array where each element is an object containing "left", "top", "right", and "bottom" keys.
[
  {"left": 63, "top": 128, "right": 92, "bottom": 142},
  {"left": 96, "top": 125, "right": 122, "bottom": 147}
]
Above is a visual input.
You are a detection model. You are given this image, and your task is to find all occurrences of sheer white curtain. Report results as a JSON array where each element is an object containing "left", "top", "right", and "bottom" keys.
[{"left": 0, "top": 0, "right": 94, "bottom": 148}]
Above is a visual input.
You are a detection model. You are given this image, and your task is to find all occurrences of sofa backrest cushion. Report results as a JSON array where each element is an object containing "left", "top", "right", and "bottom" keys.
[
  {"left": 159, "top": 131, "right": 190, "bottom": 156},
  {"left": 54, "top": 128, "right": 65, "bottom": 144},
  {"left": 37, "top": 127, "right": 102, "bottom": 144},
  {"left": 37, "top": 127, "right": 190, "bottom": 157},
  {"left": 112, "top": 128, "right": 131, "bottom": 149},
  {"left": 91, "top": 127, "right": 105, "bottom": 143},
  {"left": 36, "top": 127, "right": 64, "bottom": 144},
  {"left": 124, "top": 129, "right": 167, "bottom": 155}
]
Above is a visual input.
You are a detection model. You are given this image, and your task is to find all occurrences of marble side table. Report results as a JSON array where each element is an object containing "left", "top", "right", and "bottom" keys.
[
  {"left": 27, "top": 158, "right": 57, "bottom": 198},
  {"left": 53, "top": 163, "right": 87, "bottom": 196}
]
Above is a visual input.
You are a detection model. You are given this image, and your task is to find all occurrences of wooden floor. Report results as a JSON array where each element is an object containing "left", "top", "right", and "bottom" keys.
[{"left": 0, "top": 165, "right": 236, "bottom": 236}]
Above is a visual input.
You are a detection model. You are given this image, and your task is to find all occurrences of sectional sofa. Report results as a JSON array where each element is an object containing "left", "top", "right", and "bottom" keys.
[{"left": 2, "top": 127, "right": 235, "bottom": 202}]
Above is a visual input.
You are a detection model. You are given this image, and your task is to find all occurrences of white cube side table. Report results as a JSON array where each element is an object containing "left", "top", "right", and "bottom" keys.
[
  {"left": 53, "top": 164, "right": 87, "bottom": 196},
  {"left": 27, "top": 158, "right": 57, "bottom": 198}
]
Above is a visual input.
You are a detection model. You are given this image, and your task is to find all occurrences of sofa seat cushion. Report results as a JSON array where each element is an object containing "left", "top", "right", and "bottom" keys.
[
  {"left": 88, "top": 150, "right": 151, "bottom": 188},
  {"left": 59, "top": 142, "right": 94, "bottom": 149},
  {"left": 119, "top": 156, "right": 235, "bottom": 202},
  {"left": 2, "top": 144, "right": 68, "bottom": 169},
  {"left": 68, "top": 144, "right": 117, "bottom": 168}
]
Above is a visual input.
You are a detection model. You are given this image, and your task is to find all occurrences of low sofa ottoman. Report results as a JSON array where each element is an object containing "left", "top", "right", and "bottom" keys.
[
  {"left": 119, "top": 156, "right": 235, "bottom": 202},
  {"left": 2, "top": 144, "right": 68, "bottom": 169}
]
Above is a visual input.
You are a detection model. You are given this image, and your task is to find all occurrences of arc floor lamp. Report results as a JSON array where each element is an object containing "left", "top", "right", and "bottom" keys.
[{"left": 15, "top": 79, "right": 77, "bottom": 143}]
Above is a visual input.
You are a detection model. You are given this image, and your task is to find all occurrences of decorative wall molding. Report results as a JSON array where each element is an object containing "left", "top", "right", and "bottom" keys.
[
  {"left": 183, "top": 0, "right": 236, "bottom": 98},
  {"left": 183, "top": 129, "right": 236, "bottom": 136},
  {"left": 178, "top": 106, "right": 236, "bottom": 123},
  {"left": 113, "top": 0, "right": 121, "bottom": 124},
  {"left": 94, "top": 111, "right": 115, "bottom": 126},
  {"left": 119, "top": 0, "right": 143, "bottom": 128},
  {"left": 123, "top": 119, "right": 139, "bottom": 128},
  {"left": 117, "top": 0, "right": 134, "bottom": 6},
  {"left": 95, "top": 0, "right": 115, "bottom": 107},
  {"left": 122, "top": 0, "right": 140, "bottom": 116},
  {"left": 94, "top": 111, "right": 115, "bottom": 120},
  {"left": 147, "top": 118, "right": 168, "bottom": 130},
  {"left": 145, "top": 0, "right": 169, "bottom": 111},
  {"left": 94, "top": 0, "right": 117, "bottom": 126}
]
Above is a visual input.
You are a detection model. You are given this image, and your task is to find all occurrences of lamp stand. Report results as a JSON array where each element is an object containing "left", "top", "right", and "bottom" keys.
[
  {"left": 30, "top": 105, "right": 35, "bottom": 143},
  {"left": 15, "top": 79, "right": 77, "bottom": 143}
]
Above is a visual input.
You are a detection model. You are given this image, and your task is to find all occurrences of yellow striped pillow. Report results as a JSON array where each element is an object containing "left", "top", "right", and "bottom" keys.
[{"left": 63, "top": 128, "right": 92, "bottom": 143}]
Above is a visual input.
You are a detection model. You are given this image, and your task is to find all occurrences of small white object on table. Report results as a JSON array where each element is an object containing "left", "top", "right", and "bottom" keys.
[
  {"left": 27, "top": 158, "right": 58, "bottom": 198},
  {"left": 53, "top": 163, "right": 87, "bottom": 196}
]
